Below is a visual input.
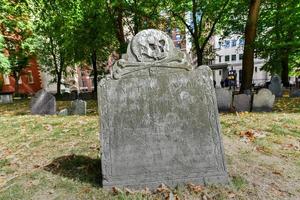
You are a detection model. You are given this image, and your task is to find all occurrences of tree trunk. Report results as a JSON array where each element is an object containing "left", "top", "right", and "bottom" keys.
[
  {"left": 194, "top": 38, "right": 203, "bottom": 66},
  {"left": 56, "top": 72, "right": 62, "bottom": 96},
  {"left": 280, "top": 50, "right": 289, "bottom": 87},
  {"left": 240, "top": 0, "right": 261, "bottom": 93},
  {"left": 91, "top": 50, "right": 98, "bottom": 94},
  {"left": 115, "top": 8, "right": 127, "bottom": 54},
  {"left": 13, "top": 71, "right": 20, "bottom": 95},
  {"left": 56, "top": 55, "right": 64, "bottom": 96}
]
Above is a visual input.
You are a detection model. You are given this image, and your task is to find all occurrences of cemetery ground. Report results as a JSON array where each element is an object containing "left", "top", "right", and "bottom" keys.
[{"left": 0, "top": 98, "right": 299, "bottom": 200}]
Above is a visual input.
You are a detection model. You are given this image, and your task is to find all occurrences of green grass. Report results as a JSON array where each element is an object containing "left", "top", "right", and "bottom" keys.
[{"left": 0, "top": 98, "right": 300, "bottom": 199}]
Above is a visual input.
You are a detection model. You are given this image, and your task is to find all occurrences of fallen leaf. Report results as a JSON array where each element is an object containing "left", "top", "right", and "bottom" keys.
[
  {"left": 228, "top": 191, "right": 236, "bottom": 198},
  {"left": 187, "top": 183, "right": 204, "bottom": 193},
  {"left": 141, "top": 187, "right": 151, "bottom": 196},
  {"left": 156, "top": 183, "right": 170, "bottom": 193},
  {"left": 272, "top": 171, "right": 283, "bottom": 176},
  {"left": 112, "top": 186, "right": 122, "bottom": 195},
  {"left": 239, "top": 129, "right": 266, "bottom": 143},
  {"left": 43, "top": 124, "right": 53, "bottom": 132},
  {"left": 124, "top": 187, "right": 135, "bottom": 195}
]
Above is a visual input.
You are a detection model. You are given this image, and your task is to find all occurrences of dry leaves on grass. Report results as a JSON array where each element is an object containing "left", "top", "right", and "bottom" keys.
[
  {"left": 187, "top": 183, "right": 204, "bottom": 193},
  {"left": 112, "top": 186, "right": 151, "bottom": 196},
  {"left": 112, "top": 184, "right": 180, "bottom": 200},
  {"left": 239, "top": 129, "right": 266, "bottom": 143},
  {"left": 281, "top": 143, "right": 300, "bottom": 151},
  {"left": 43, "top": 124, "right": 53, "bottom": 132},
  {"left": 155, "top": 183, "right": 180, "bottom": 200}
]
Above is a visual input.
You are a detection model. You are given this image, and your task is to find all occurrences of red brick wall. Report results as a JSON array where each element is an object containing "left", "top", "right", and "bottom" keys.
[{"left": 1, "top": 58, "right": 42, "bottom": 95}]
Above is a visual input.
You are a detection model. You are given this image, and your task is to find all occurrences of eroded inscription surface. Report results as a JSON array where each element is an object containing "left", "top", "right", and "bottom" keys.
[{"left": 98, "top": 66, "right": 228, "bottom": 189}]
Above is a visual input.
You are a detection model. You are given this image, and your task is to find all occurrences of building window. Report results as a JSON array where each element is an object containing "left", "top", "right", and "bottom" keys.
[
  {"left": 3, "top": 74, "right": 10, "bottom": 85},
  {"left": 231, "top": 54, "right": 236, "bottom": 61},
  {"left": 224, "top": 40, "right": 230, "bottom": 48},
  {"left": 225, "top": 55, "right": 230, "bottom": 62},
  {"left": 219, "top": 56, "right": 222, "bottom": 63},
  {"left": 231, "top": 39, "right": 237, "bottom": 47},
  {"left": 28, "top": 71, "right": 34, "bottom": 84},
  {"left": 255, "top": 67, "right": 258, "bottom": 72},
  {"left": 239, "top": 54, "right": 243, "bottom": 60},
  {"left": 239, "top": 38, "right": 245, "bottom": 46},
  {"left": 219, "top": 70, "right": 222, "bottom": 75}
]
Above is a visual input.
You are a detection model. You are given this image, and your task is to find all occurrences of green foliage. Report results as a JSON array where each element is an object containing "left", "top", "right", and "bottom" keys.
[
  {"left": 257, "top": 0, "right": 300, "bottom": 75},
  {"left": 74, "top": 0, "right": 117, "bottom": 67},
  {"left": 165, "top": 0, "right": 235, "bottom": 65},
  {"left": 0, "top": 0, "right": 39, "bottom": 88},
  {"left": 0, "top": 34, "right": 10, "bottom": 73}
]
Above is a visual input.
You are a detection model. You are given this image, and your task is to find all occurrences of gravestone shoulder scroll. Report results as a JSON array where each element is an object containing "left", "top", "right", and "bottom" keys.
[
  {"left": 30, "top": 89, "right": 56, "bottom": 115},
  {"left": 98, "top": 29, "right": 228, "bottom": 189}
]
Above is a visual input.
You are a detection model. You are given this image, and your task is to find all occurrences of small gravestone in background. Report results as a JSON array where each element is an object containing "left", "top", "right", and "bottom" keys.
[
  {"left": 68, "top": 99, "right": 86, "bottom": 115},
  {"left": 215, "top": 88, "right": 232, "bottom": 111},
  {"left": 98, "top": 29, "right": 228, "bottom": 189},
  {"left": 0, "top": 93, "right": 13, "bottom": 104},
  {"left": 58, "top": 108, "right": 68, "bottom": 116},
  {"left": 30, "top": 89, "right": 56, "bottom": 115},
  {"left": 291, "top": 89, "right": 300, "bottom": 97},
  {"left": 252, "top": 89, "right": 275, "bottom": 112},
  {"left": 268, "top": 75, "right": 283, "bottom": 97},
  {"left": 233, "top": 94, "right": 251, "bottom": 112}
]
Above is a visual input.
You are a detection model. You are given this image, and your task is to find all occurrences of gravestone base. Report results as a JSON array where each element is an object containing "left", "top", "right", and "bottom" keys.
[{"left": 102, "top": 174, "right": 228, "bottom": 190}]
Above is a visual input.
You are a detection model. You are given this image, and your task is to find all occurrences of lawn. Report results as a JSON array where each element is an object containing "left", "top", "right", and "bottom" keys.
[{"left": 0, "top": 98, "right": 299, "bottom": 200}]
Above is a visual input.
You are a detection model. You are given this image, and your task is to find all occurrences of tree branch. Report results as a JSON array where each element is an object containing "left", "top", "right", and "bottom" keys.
[
  {"left": 171, "top": 11, "right": 195, "bottom": 38},
  {"left": 201, "top": 0, "right": 230, "bottom": 51}
]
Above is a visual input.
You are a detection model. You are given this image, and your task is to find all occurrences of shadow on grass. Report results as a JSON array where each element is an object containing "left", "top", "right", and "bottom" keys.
[{"left": 44, "top": 154, "right": 102, "bottom": 187}]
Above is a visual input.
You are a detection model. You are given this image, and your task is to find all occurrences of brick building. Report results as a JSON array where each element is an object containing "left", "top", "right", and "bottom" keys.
[{"left": 0, "top": 58, "right": 42, "bottom": 95}]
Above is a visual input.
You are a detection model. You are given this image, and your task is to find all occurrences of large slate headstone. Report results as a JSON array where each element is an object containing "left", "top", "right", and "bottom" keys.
[
  {"left": 68, "top": 99, "right": 86, "bottom": 115},
  {"left": 252, "top": 89, "right": 275, "bottom": 112},
  {"left": 30, "top": 89, "right": 56, "bottom": 115},
  {"left": 215, "top": 88, "right": 232, "bottom": 111},
  {"left": 268, "top": 75, "right": 283, "bottom": 97},
  {"left": 98, "top": 29, "right": 228, "bottom": 189},
  {"left": 233, "top": 94, "right": 251, "bottom": 112}
]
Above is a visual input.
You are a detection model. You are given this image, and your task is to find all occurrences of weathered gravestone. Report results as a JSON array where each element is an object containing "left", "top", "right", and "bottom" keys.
[
  {"left": 98, "top": 29, "right": 228, "bottom": 189},
  {"left": 215, "top": 88, "right": 232, "bottom": 111},
  {"left": 233, "top": 94, "right": 251, "bottom": 112},
  {"left": 268, "top": 75, "right": 283, "bottom": 97},
  {"left": 0, "top": 93, "right": 13, "bottom": 104},
  {"left": 68, "top": 99, "right": 86, "bottom": 115},
  {"left": 58, "top": 108, "right": 68, "bottom": 116},
  {"left": 291, "top": 89, "right": 300, "bottom": 97},
  {"left": 30, "top": 89, "right": 56, "bottom": 115},
  {"left": 252, "top": 88, "right": 275, "bottom": 112}
]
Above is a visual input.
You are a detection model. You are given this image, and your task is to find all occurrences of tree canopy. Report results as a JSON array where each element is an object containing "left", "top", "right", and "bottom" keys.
[{"left": 0, "top": 0, "right": 299, "bottom": 93}]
